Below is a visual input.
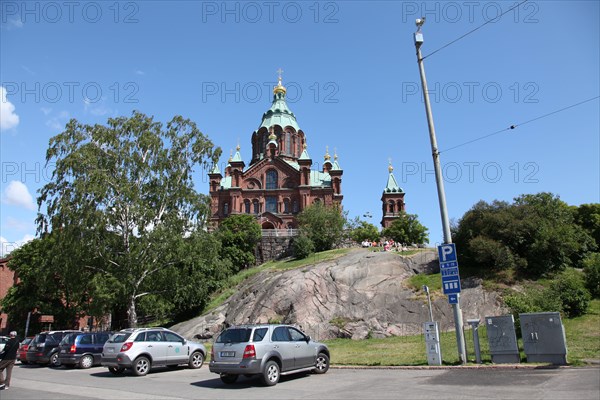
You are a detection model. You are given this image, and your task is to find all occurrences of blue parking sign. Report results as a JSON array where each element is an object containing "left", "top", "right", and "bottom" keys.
[{"left": 438, "top": 244, "right": 457, "bottom": 264}]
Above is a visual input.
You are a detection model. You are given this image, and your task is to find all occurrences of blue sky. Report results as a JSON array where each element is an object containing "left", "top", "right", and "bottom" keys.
[{"left": 1, "top": 0, "right": 599, "bottom": 255}]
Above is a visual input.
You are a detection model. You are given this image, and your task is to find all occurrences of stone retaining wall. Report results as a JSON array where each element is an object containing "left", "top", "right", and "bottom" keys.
[{"left": 256, "top": 236, "right": 294, "bottom": 264}]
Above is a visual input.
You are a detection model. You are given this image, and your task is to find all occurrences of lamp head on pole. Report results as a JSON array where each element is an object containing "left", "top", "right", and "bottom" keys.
[
  {"left": 414, "top": 17, "right": 425, "bottom": 47},
  {"left": 415, "top": 17, "right": 425, "bottom": 31}
]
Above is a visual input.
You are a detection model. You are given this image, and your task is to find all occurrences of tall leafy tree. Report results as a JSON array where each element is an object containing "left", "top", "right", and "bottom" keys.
[
  {"left": 381, "top": 212, "right": 429, "bottom": 245},
  {"left": 37, "top": 112, "right": 221, "bottom": 327},
  {"left": 296, "top": 202, "right": 345, "bottom": 252},
  {"left": 214, "top": 214, "right": 261, "bottom": 272},
  {"left": 348, "top": 218, "right": 380, "bottom": 243},
  {"left": 1, "top": 234, "right": 94, "bottom": 331},
  {"left": 573, "top": 203, "right": 600, "bottom": 248}
]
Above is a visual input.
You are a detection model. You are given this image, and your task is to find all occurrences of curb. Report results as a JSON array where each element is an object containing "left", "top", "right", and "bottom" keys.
[{"left": 330, "top": 364, "right": 597, "bottom": 370}]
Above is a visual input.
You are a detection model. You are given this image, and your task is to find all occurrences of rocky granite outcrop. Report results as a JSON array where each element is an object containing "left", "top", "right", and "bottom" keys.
[{"left": 171, "top": 249, "right": 507, "bottom": 340}]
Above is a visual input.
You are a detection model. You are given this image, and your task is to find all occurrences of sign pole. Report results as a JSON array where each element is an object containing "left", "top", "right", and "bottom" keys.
[{"left": 414, "top": 20, "right": 467, "bottom": 364}]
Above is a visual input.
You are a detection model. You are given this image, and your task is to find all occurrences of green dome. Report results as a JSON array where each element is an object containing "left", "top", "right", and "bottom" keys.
[{"left": 259, "top": 90, "right": 300, "bottom": 131}]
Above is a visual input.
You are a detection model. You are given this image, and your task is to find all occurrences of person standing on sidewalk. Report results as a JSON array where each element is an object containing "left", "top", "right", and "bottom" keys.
[{"left": 0, "top": 331, "right": 19, "bottom": 390}]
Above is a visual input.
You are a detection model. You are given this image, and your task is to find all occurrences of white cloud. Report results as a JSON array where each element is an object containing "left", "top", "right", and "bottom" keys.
[
  {"left": 0, "top": 86, "right": 20, "bottom": 131},
  {"left": 41, "top": 107, "right": 52, "bottom": 116},
  {"left": 135, "top": 70, "right": 145, "bottom": 76},
  {"left": 1, "top": 234, "right": 34, "bottom": 258},
  {"left": 2, "top": 17, "right": 23, "bottom": 30},
  {"left": 2, "top": 181, "right": 36, "bottom": 210}
]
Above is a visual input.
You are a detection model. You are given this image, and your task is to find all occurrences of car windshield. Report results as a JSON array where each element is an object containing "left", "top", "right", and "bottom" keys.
[
  {"left": 108, "top": 332, "right": 132, "bottom": 343},
  {"left": 216, "top": 328, "right": 252, "bottom": 343}
]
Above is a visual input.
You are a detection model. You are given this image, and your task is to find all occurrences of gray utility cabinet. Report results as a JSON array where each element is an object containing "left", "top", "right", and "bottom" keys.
[
  {"left": 485, "top": 315, "right": 520, "bottom": 363},
  {"left": 520, "top": 312, "right": 567, "bottom": 365}
]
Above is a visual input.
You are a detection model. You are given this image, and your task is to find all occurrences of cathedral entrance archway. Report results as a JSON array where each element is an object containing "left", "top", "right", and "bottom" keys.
[{"left": 261, "top": 221, "right": 275, "bottom": 229}]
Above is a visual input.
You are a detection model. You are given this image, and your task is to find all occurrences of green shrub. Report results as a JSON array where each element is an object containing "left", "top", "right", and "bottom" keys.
[
  {"left": 583, "top": 252, "right": 600, "bottom": 298},
  {"left": 551, "top": 269, "right": 591, "bottom": 317},
  {"left": 293, "top": 235, "right": 315, "bottom": 259}
]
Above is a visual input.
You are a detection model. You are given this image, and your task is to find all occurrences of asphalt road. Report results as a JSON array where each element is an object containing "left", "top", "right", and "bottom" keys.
[{"left": 1, "top": 362, "right": 598, "bottom": 400}]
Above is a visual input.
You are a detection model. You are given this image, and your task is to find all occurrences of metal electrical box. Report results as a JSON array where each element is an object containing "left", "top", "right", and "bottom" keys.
[
  {"left": 520, "top": 312, "right": 567, "bottom": 365},
  {"left": 485, "top": 315, "right": 520, "bottom": 363},
  {"left": 423, "top": 321, "right": 442, "bottom": 366}
]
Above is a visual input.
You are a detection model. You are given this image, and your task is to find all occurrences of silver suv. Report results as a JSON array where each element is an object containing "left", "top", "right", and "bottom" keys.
[
  {"left": 209, "top": 324, "right": 330, "bottom": 386},
  {"left": 101, "top": 327, "right": 206, "bottom": 376}
]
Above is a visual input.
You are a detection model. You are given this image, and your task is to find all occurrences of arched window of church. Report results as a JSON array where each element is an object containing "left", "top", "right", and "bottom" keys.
[
  {"left": 285, "top": 132, "right": 291, "bottom": 155},
  {"left": 253, "top": 199, "right": 260, "bottom": 214},
  {"left": 244, "top": 199, "right": 251, "bottom": 214},
  {"left": 223, "top": 202, "right": 229, "bottom": 216},
  {"left": 266, "top": 196, "right": 277, "bottom": 213},
  {"left": 388, "top": 201, "right": 395, "bottom": 213},
  {"left": 292, "top": 199, "right": 299, "bottom": 214},
  {"left": 266, "top": 169, "right": 278, "bottom": 190},
  {"left": 283, "top": 199, "right": 290, "bottom": 214}
]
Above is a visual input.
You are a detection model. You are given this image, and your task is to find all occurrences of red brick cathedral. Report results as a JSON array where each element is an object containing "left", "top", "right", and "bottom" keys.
[{"left": 208, "top": 75, "right": 343, "bottom": 230}]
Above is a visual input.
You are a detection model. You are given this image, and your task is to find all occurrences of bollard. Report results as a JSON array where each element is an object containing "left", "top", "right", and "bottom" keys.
[{"left": 467, "top": 319, "right": 482, "bottom": 364}]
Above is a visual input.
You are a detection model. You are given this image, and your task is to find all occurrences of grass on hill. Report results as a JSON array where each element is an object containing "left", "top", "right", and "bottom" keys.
[{"left": 325, "top": 299, "right": 600, "bottom": 366}]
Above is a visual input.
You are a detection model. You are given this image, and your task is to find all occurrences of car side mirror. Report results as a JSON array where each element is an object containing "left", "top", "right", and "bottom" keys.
[
  {"left": 182, "top": 339, "right": 187, "bottom": 345},
  {"left": 305, "top": 335, "right": 311, "bottom": 343}
]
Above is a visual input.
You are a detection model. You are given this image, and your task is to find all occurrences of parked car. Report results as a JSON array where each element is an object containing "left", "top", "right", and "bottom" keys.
[
  {"left": 26, "top": 330, "right": 82, "bottom": 367},
  {"left": 17, "top": 337, "right": 34, "bottom": 364},
  {"left": 209, "top": 324, "right": 330, "bottom": 386},
  {"left": 0, "top": 336, "right": 8, "bottom": 352},
  {"left": 101, "top": 327, "right": 206, "bottom": 376},
  {"left": 58, "top": 332, "right": 112, "bottom": 369}
]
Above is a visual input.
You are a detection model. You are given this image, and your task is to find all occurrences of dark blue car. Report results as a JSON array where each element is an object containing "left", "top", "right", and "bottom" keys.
[{"left": 58, "top": 332, "right": 112, "bottom": 369}]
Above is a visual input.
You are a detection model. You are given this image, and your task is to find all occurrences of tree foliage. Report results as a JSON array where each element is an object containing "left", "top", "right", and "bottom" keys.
[
  {"left": 215, "top": 214, "right": 262, "bottom": 272},
  {"left": 36, "top": 111, "right": 221, "bottom": 327},
  {"left": 381, "top": 212, "right": 429, "bottom": 245},
  {"left": 505, "top": 269, "right": 591, "bottom": 320},
  {"left": 292, "top": 234, "right": 315, "bottom": 259},
  {"left": 454, "top": 193, "right": 596, "bottom": 278},
  {"left": 573, "top": 203, "right": 600, "bottom": 248},
  {"left": 296, "top": 202, "right": 345, "bottom": 252},
  {"left": 348, "top": 218, "right": 380, "bottom": 243},
  {"left": 582, "top": 252, "right": 600, "bottom": 298}
]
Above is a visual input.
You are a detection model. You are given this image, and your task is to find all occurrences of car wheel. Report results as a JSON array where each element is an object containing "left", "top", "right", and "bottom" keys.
[
  {"left": 108, "top": 366, "right": 125, "bottom": 375},
  {"left": 314, "top": 352, "right": 330, "bottom": 374},
  {"left": 79, "top": 355, "right": 94, "bottom": 369},
  {"left": 315, "top": 353, "right": 329, "bottom": 374},
  {"left": 262, "top": 360, "right": 280, "bottom": 386},
  {"left": 49, "top": 352, "right": 61, "bottom": 368},
  {"left": 132, "top": 356, "right": 150, "bottom": 376},
  {"left": 189, "top": 351, "right": 204, "bottom": 369},
  {"left": 220, "top": 374, "right": 239, "bottom": 384}
]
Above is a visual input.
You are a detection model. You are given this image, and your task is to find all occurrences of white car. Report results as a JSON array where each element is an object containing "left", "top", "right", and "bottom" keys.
[
  {"left": 101, "top": 327, "right": 206, "bottom": 376},
  {"left": 0, "top": 336, "right": 8, "bottom": 353}
]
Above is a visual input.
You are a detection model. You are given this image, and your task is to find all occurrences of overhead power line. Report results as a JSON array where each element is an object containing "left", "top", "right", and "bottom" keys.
[
  {"left": 440, "top": 96, "right": 600, "bottom": 153},
  {"left": 423, "top": 0, "right": 530, "bottom": 60}
]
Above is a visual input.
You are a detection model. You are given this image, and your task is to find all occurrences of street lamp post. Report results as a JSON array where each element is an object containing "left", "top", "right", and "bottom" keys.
[
  {"left": 413, "top": 18, "right": 467, "bottom": 364},
  {"left": 422, "top": 285, "right": 434, "bottom": 322}
]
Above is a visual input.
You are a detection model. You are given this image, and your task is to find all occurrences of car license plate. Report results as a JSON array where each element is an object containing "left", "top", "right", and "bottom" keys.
[
  {"left": 61, "top": 349, "right": 66, "bottom": 353},
  {"left": 107, "top": 348, "right": 114, "bottom": 353},
  {"left": 220, "top": 351, "right": 235, "bottom": 357}
]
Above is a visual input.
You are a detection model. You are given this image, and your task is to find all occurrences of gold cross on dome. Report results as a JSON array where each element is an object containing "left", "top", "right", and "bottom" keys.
[{"left": 276, "top": 68, "right": 284, "bottom": 84}]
